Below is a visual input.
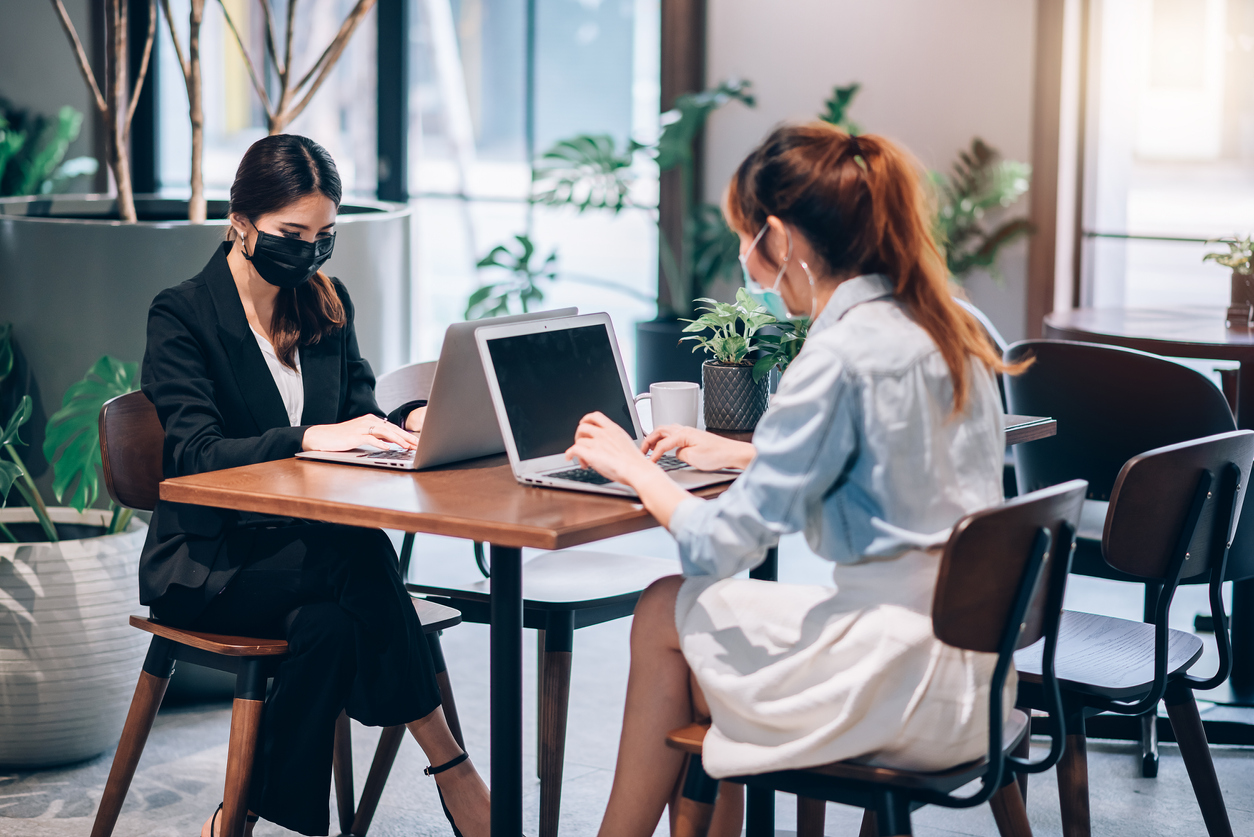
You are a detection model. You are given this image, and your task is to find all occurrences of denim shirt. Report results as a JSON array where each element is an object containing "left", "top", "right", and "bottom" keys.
[{"left": 669, "top": 273, "right": 1006, "bottom": 579}]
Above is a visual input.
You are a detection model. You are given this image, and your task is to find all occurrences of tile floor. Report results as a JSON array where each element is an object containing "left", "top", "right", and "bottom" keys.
[{"left": 1, "top": 528, "right": 1252, "bottom": 836}]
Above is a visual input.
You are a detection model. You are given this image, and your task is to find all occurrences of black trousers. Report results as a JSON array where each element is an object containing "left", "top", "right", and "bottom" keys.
[{"left": 153, "top": 523, "right": 441, "bottom": 836}]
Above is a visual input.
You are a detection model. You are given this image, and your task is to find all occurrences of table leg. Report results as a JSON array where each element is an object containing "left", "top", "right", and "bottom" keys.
[
  {"left": 490, "top": 544, "right": 524, "bottom": 837},
  {"left": 745, "top": 545, "right": 779, "bottom": 834},
  {"left": 1225, "top": 363, "right": 1254, "bottom": 705}
]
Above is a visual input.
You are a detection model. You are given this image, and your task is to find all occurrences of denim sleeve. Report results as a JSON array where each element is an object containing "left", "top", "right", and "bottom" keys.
[{"left": 669, "top": 345, "right": 860, "bottom": 578}]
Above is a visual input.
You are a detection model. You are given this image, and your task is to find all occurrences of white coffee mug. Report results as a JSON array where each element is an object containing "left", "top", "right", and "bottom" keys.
[{"left": 634, "top": 381, "right": 700, "bottom": 431}]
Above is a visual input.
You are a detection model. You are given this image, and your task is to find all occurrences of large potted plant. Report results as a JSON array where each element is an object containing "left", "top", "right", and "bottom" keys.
[
  {"left": 1, "top": 1, "right": 410, "bottom": 426},
  {"left": 0, "top": 325, "right": 149, "bottom": 768},
  {"left": 681, "top": 289, "right": 775, "bottom": 431}
]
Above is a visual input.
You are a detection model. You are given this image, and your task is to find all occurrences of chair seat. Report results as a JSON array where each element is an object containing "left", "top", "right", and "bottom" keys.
[
  {"left": 130, "top": 615, "right": 289, "bottom": 657},
  {"left": 408, "top": 550, "right": 679, "bottom": 610},
  {"left": 666, "top": 710, "right": 1028, "bottom": 795},
  {"left": 412, "top": 597, "right": 462, "bottom": 632},
  {"left": 1015, "top": 610, "right": 1204, "bottom": 700}
]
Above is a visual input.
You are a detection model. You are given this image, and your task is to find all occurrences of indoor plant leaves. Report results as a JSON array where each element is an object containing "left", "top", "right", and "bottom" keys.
[{"left": 42, "top": 356, "right": 139, "bottom": 513}]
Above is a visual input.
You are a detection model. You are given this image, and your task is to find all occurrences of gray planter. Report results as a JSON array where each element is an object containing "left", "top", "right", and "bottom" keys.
[
  {"left": 0, "top": 507, "right": 148, "bottom": 768},
  {"left": 702, "top": 360, "right": 769, "bottom": 431},
  {"left": 0, "top": 195, "right": 413, "bottom": 422}
]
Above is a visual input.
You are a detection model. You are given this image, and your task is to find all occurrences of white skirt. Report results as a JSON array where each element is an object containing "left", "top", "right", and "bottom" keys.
[{"left": 675, "top": 549, "right": 1015, "bottom": 779}]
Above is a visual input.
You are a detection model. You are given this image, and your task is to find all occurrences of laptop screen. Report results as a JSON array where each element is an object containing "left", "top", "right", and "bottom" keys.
[{"left": 485, "top": 323, "right": 635, "bottom": 461}]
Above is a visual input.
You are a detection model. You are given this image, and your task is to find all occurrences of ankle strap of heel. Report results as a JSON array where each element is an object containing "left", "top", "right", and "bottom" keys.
[{"left": 424, "top": 751, "right": 469, "bottom": 776}]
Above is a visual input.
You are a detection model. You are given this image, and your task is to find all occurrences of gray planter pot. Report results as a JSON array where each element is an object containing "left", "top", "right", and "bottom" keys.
[
  {"left": 702, "top": 360, "right": 769, "bottom": 431},
  {"left": 0, "top": 195, "right": 413, "bottom": 424},
  {"left": 0, "top": 507, "right": 148, "bottom": 768}
]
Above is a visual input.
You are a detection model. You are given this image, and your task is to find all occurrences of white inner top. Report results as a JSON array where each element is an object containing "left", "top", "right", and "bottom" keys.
[{"left": 250, "top": 325, "right": 304, "bottom": 426}]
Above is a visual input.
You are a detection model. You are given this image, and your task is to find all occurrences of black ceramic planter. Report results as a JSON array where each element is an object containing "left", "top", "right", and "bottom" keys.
[
  {"left": 635, "top": 318, "right": 705, "bottom": 392},
  {"left": 702, "top": 360, "right": 769, "bottom": 431}
]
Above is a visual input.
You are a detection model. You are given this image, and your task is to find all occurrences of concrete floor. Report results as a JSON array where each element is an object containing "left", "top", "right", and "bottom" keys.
[{"left": 1, "top": 528, "right": 1251, "bottom": 836}]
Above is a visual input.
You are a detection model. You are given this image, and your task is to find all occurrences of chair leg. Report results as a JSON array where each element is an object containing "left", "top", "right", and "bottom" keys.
[
  {"left": 351, "top": 725, "right": 407, "bottom": 837},
  {"left": 333, "top": 710, "right": 355, "bottom": 836},
  {"left": 1012, "top": 731, "right": 1030, "bottom": 804},
  {"left": 859, "top": 809, "right": 877, "bottom": 837},
  {"left": 1055, "top": 725, "right": 1090, "bottom": 837},
  {"left": 1164, "top": 683, "right": 1234, "bottom": 837},
  {"left": 873, "top": 791, "right": 912, "bottom": 836},
  {"left": 536, "top": 628, "right": 545, "bottom": 779},
  {"left": 796, "top": 796, "right": 826, "bottom": 837},
  {"left": 90, "top": 638, "right": 175, "bottom": 837},
  {"left": 539, "top": 614, "right": 574, "bottom": 837},
  {"left": 672, "top": 754, "right": 719, "bottom": 837},
  {"left": 989, "top": 774, "right": 1032, "bottom": 837},
  {"left": 1140, "top": 709, "right": 1159, "bottom": 778},
  {"left": 428, "top": 631, "right": 465, "bottom": 749},
  {"left": 221, "top": 660, "right": 267, "bottom": 837}
]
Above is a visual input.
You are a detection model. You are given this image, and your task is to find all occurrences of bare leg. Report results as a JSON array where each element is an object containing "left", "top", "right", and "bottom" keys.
[
  {"left": 408, "top": 705, "right": 492, "bottom": 837},
  {"left": 599, "top": 576, "right": 739, "bottom": 837}
]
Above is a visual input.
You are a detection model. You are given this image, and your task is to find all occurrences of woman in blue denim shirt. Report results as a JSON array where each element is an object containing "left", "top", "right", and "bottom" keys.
[{"left": 567, "top": 124, "right": 1026, "bottom": 836}]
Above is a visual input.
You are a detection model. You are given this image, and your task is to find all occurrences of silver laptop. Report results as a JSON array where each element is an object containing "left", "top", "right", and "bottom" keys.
[
  {"left": 475, "top": 313, "right": 739, "bottom": 497},
  {"left": 296, "top": 308, "right": 577, "bottom": 470}
]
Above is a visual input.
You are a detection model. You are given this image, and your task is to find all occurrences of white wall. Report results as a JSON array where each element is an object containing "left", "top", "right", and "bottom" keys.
[
  {"left": 0, "top": 0, "right": 98, "bottom": 175},
  {"left": 704, "top": 0, "right": 1038, "bottom": 342}
]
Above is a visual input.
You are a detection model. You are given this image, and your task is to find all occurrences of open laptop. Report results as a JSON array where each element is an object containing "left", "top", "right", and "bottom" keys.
[
  {"left": 296, "top": 308, "right": 577, "bottom": 470},
  {"left": 475, "top": 313, "right": 739, "bottom": 497}
]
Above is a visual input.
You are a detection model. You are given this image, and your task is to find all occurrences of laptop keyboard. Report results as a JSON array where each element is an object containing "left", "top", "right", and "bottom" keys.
[
  {"left": 545, "top": 455, "right": 688, "bottom": 486},
  {"left": 363, "top": 449, "right": 415, "bottom": 461}
]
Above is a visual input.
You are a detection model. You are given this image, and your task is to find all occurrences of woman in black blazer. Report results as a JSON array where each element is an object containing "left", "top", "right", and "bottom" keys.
[{"left": 141, "top": 135, "right": 488, "bottom": 837}]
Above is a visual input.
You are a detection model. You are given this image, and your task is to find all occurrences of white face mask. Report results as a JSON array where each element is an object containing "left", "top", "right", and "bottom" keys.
[{"left": 740, "top": 223, "right": 817, "bottom": 321}]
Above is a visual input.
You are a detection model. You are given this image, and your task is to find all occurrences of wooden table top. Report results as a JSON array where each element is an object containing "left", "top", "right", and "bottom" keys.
[
  {"left": 1044, "top": 306, "right": 1254, "bottom": 362},
  {"left": 160, "top": 416, "right": 1055, "bottom": 550}
]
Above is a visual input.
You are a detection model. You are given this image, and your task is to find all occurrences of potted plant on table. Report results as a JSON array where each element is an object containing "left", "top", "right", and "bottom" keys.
[
  {"left": 1204, "top": 236, "right": 1254, "bottom": 328},
  {"left": 0, "top": 324, "right": 149, "bottom": 768},
  {"left": 681, "top": 289, "right": 776, "bottom": 431}
]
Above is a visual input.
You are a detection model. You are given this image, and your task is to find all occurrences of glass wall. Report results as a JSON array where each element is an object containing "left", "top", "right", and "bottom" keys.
[{"left": 1080, "top": 0, "right": 1254, "bottom": 308}]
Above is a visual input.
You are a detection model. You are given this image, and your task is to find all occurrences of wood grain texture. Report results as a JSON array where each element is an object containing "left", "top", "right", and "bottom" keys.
[
  {"left": 988, "top": 781, "right": 1033, "bottom": 837},
  {"left": 89, "top": 671, "right": 170, "bottom": 837},
  {"left": 99, "top": 391, "right": 164, "bottom": 512},
  {"left": 538, "top": 650, "right": 573, "bottom": 837},
  {"left": 796, "top": 796, "right": 825, "bottom": 837},
  {"left": 412, "top": 597, "right": 461, "bottom": 633},
  {"left": 129, "top": 616, "right": 288, "bottom": 657},
  {"left": 1055, "top": 733, "right": 1090, "bottom": 837},
  {"left": 160, "top": 455, "right": 729, "bottom": 550},
  {"left": 1005, "top": 415, "right": 1058, "bottom": 445},
  {"left": 222, "top": 698, "right": 264, "bottom": 837}
]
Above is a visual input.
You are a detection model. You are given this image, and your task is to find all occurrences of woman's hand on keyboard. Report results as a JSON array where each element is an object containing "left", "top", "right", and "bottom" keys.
[
  {"left": 643, "top": 425, "right": 756, "bottom": 472},
  {"left": 302, "top": 414, "right": 419, "bottom": 452},
  {"left": 565, "top": 412, "right": 655, "bottom": 485}
]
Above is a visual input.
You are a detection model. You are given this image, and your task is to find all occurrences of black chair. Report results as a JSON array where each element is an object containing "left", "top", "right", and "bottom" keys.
[
  {"left": 666, "top": 480, "right": 1087, "bottom": 837},
  {"left": 1004, "top": 338, "right": 1247, "bottom": 775},
  {"left": 91, "top": 392, "right": 463, "bottom": 837},
  {"left": 1013, "top": 430, "right": 1253, "bottom": 837},
  {"left": 377, "top": 360, "right": 681, "bottom": 837}
]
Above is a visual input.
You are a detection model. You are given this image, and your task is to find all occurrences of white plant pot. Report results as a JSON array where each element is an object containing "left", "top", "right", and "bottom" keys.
[{"left": 0, "top": 507, "right": 148, "bottom": 768}]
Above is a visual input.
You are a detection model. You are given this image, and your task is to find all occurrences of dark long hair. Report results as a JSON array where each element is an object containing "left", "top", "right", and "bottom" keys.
[
  {"left": 227, "top": 134, "right": 346, "bottom": 369},
  {"left": 726, "top": 123, "right": 1026, "bottom": 413}
]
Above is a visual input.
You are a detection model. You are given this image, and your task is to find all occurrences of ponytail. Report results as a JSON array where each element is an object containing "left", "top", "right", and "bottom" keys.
[{"left": 727, "top": 123, "right": 1026, "bottom": 413}]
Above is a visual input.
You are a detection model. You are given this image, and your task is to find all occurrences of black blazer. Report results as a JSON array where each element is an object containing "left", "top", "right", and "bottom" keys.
[{"left": 139, "top": 243, "right": 423, "bottom": 616}]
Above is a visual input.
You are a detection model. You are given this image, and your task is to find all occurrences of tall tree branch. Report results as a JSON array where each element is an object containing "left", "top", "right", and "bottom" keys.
[
  {"left": 285, "top": 0, "right": 376, "bottom": 126},
  {"left": 49, "top": 0, "right": 107, "bottom": 115},
  {"left": 158, "top": 0, "right": 190, "bottom": 77},
  {"left": 282, "top": 0, "right": 298, "bottom": 88},
  {"left": 217, "top": 0, "right": 275, "bottom": 119},
  {"left": 256, "top": 0, "right": 283, "bottom": 75},
  {"left": 124, "top": 0, "right": 158, "bottom": 134}
]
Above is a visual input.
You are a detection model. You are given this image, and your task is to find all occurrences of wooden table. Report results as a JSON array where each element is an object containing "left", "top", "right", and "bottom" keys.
[
  {"left": 1046, "top": 306, "right": 1254, "bottom": 706},
  {"left": 160, "top": 415, "right": 1055, "bottom": 836}
]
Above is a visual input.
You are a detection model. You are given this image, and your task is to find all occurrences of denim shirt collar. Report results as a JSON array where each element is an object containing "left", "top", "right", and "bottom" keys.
[{"left": 810, "top": 273, "right": 895, "bottom": 335}]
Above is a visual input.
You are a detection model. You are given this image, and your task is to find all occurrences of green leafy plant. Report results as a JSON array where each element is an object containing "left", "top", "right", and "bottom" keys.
[
  {"left": 752, "top": 318, "right": 810, "bottom": 383},
  {"left": 932, "top": 138, "right": 1033, "bottom": 283},
  {"left": 0, "top": 325, "right": 139, "bottom": 542},
  {"left": 1204, "top": 236, "right": 1253, "bottom": 276},
  {"left": 0, "top": 103, "right": 99, "bottom": 197},
  {"left": 818, "top": 82, "right": 861, "bottom": 134},
  {"left": 681, "top": 288, "right": 776, "bottom": 365},
  {"left": 466, "top": 235, "right": 559, "bottom": 320}
]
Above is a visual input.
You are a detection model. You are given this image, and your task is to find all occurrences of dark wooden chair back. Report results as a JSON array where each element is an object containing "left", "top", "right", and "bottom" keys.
[
  {"left": 933, "top": 480, "right": 1086, "bottom": 654},
  {"left": 376, "top": 361, "right": 437, "bottom": 415},
  {"left": 1004, "top": 339, "right": 1235, "bottom": 502},
  {"left": 1104, "top": 430, "right": 1254, "bottom": 583},
  {"left": 99, "top": 391, "right": 164, "bottom": 512}
]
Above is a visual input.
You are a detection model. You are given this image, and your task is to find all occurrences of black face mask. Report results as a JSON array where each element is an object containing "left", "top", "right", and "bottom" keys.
[{"left": 242, "top": 225, "right": 336, "bottom": 289}]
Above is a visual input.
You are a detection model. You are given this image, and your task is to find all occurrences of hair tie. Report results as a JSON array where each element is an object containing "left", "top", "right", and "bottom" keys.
[{"left": 847, "top": 136, "right": 868, "bottom": 172}]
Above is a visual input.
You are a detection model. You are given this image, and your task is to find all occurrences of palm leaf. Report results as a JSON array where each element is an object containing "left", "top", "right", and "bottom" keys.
[{"left": 42, "top": 356, "right": 139, "bottom": 512}]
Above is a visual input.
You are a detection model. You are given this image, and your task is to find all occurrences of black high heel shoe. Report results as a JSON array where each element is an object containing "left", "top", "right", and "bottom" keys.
[
  {"left": 425, "top": 751, "right": 470, "bottom": 837},
  {"left": 205, "top": 802, "right": 260, "bottom": 836}
]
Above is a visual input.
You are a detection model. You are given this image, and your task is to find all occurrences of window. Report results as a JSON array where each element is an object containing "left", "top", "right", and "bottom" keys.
[{"left": 1080, "top": 0, "right": 1254, "bottom": 308}]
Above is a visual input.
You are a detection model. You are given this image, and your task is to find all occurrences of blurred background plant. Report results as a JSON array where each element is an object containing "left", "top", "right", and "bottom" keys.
[
  {"left": 0, "top": 101, "right": 98, "bottom": 197},
  {"left": 1204, "top": 235, "right": 1253, "bottom": 275},
  {"left": 753, "top": 318, "right": 809, "bottom": 383}
]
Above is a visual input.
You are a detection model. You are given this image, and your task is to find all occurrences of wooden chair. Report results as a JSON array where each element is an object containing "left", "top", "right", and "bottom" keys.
[
  {"left": 1004, "top": 338, "right": 1247, "bottom": 776},
  {"left": 92, "top": 391, "right": 463, "bottom": 837},
  {"left": 1013, "top": 430, "right": 1253, "bottom": 837},
  {"left": 377, "top": 360, "right": 682, "bottom": 837},
  {"left": 666, "top": 480, "right": 1088, "bottom": 837}
]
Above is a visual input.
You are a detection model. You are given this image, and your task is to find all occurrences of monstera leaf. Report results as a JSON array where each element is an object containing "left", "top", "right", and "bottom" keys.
[
  {"left": 42, "top": 356, "right": 139, "bottom": 513},
  {"left": 532, "top": 134, "right": 638, "bottom": 213},
  {"left": 0, "top": 395, "right": 31, "bottom": 506}
]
